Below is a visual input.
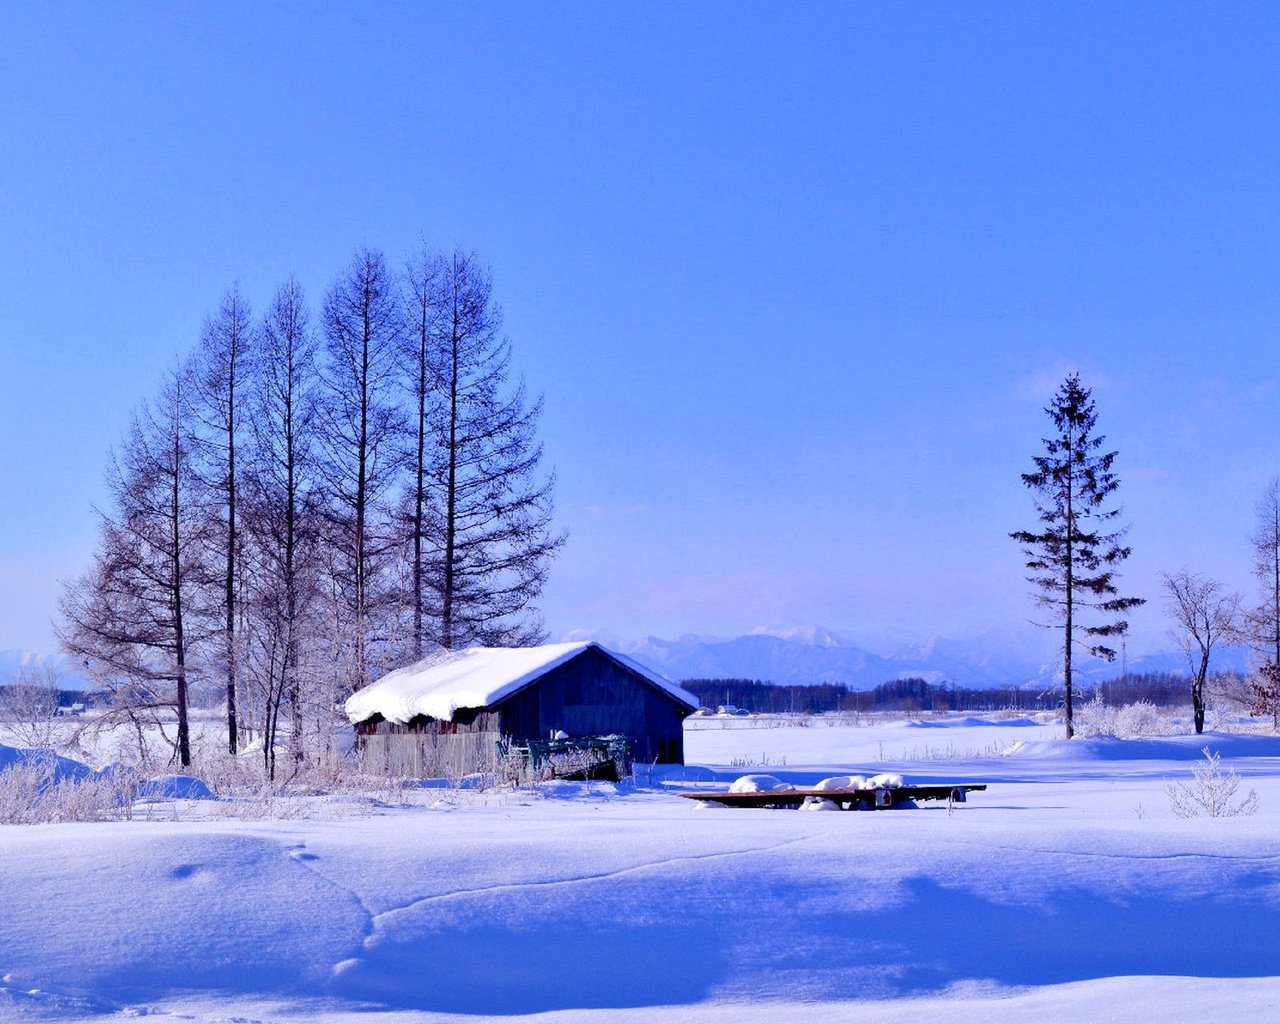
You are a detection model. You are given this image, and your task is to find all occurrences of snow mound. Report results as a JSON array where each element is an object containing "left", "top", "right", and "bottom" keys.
[
  {"left": 800, "top": 797, "right": 843, "bottom": 811},
  {"left": 814, "top": 775, "right": 868, "bottom": 791},
  {"left": 907, "top": 716, "right": 997, "bottom": 729},
  {"left": 867, "top": 773, "right": 904, "bottom": 789},
  {"left": 728, "top": 774, "right": 794, "bottom": 794},
  {"left": 0, "top": 744, "right": 92, "bottom": 782},
  {"left": 91, "top": 762, "right": 138, "bottom": 783},
  {"left": 137, "top": 775, "right": 215, "bottom": 800},
  {"left": 1004, "top": 734, "right": 1280, "bottom": 762}
]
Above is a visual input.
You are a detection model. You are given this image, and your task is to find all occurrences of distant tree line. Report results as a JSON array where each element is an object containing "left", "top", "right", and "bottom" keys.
[
  {"left": 682, "top": 671, "right": 1248, "bottom": 716},
  {"left": 58, "top": 246, "right": 563, "bottom": 776}
]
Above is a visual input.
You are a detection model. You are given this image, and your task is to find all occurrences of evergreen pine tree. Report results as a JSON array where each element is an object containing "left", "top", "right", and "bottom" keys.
[{"left": 1011, "top": 373, "right": 1144, "bottom": 738}]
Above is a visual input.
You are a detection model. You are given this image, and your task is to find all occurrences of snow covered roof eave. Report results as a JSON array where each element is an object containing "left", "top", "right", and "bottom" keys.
[
  {"left": 345, "top": 641, "right": 698, "bottom": 726},
  {"left": 594, "top": 646, "right": 699, "bottom": 711}
]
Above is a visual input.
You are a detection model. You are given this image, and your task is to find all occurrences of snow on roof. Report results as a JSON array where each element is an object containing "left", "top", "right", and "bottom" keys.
[{"left": 344, "top": 641, "right": 699, "bottom": 725}]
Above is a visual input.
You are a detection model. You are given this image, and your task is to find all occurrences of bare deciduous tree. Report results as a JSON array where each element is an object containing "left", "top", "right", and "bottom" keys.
[
  {"left": 424, "top": 252, "right": 564, "bottom": 649},
  {"left": 0, "top": 664, "right": 64, "bottom": 750},
  {"left": 59, "top": 366, "right": 209, "bottom": 767},
  {"left": 1160, "top": 570, "right": 1240, "bottom": 734},
  {"left": 318, "top": 248, "right": 405, "bottom": 692},
  {"left": 243, "top": 279, "right": 322, "bottom": 776},
  {"left": 57, "top": 245, "right": 565, "bottom": 772},
  {"left": 192, "top": 285, "right": 252, "bottom": 754},
  {"left": 401, "top": 246, "right": 446, "bottom": 660}
]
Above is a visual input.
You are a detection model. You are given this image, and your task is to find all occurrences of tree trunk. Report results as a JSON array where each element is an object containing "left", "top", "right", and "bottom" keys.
[
  {"left": 171, "top": 424, "right": 191, "bottom": 768},
  {"left": 1193, "top": 648, "right": 1209, "bottom": 734},
  {"left": 441, "top": 307, "right": 460, "bottom": 651}
]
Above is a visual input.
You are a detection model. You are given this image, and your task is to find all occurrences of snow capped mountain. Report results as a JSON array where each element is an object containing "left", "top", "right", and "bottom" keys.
[
  {"left": 586, "top": 626, "right": 1024, "bottom": 689},
  {"left": 0, "top": 650, "right": 88, "bottom": 689},
  {"left": 565, "top": 625, "right": 1252, "bottom": 690},
  {"left": 746, "top": 624, "right": 851, "bottom": 648}
]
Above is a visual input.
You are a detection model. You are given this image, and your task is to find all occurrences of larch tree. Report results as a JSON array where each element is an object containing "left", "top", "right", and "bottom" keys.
[
  {"left": 1160, "top": 570, "right": 1239, "bottom": 734},
  {"left": 401, "top": 246, "right": 446, "bottom": 660},
  {"left": 318, "top": 248, "right": 404, "bottom": 693},
  {"left": 1011, "top": 373, "right": 1144, "bottom": 739},
  {"left": 59, "top": 365, "right": 208, "bottom": 767},
  {"left": 191, "top": 285, "right": 252, "bottom": 754},
  {"left": 243, "top": 279, "right": 321, "bottom": 775},
  {"left": 425, "top": 252, "right": 564, "bottom": 649}
]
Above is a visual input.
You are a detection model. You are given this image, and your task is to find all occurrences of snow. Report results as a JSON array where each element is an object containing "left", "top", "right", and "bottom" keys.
[
  {"left": 812, "top": 774, "right": 866, "bottom": 790},
  {"left": 343, "top": 641, "right": 698, "bottom": 725},
  {"left": 727, "top": 773, "right": 794, "bottom": 793},
  {"left": 0, "top": 743, "right": 90, "bottom": 781},
  {"left": 136, "top": 774, "right": 215, "bottom": 800},
  {"left": 5, "top": 713, "right": 1280, "bottom": 1022}
]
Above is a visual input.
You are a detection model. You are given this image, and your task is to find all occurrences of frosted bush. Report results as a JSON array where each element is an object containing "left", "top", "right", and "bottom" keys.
[
  {"left": 1113, "top": 700, "right": 1169, "bottom": 738},
  {"left": 1166, "top": 748, "right": 1259, "bottom": 819},
  {"left": 1075, "top": 697, "right": 1172, "bottom": 738},
  {"left": 0, "top": 756, "right": 139, "bottom": 824},
  {"left": 1073, "top": 693, "right": 1116, "bottom": 737}
]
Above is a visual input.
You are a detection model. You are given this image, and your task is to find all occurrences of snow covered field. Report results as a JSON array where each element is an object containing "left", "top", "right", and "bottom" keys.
[{"left": 4, "top": 714, "right": 1280, "bottom": 1023}]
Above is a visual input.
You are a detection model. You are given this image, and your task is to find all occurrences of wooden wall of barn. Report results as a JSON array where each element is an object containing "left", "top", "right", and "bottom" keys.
[{"left": 494, "top": 647, "right": 690, "bottom": 763}]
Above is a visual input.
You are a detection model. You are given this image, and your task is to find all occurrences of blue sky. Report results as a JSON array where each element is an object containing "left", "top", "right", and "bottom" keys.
[{"left": 4, "top": 3, "right": 1280, "bottom": 657}]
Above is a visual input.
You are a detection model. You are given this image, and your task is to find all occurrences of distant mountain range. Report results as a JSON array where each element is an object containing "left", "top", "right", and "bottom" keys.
[
  {"left": 4, "top": 630, "right": 1258, "bottom": 694},
  {"left": 0, "top": 650, "right": 89, "bottom": 689},
  {"left": 571, "top": 626, "right": 1255, "bottom": 691}
]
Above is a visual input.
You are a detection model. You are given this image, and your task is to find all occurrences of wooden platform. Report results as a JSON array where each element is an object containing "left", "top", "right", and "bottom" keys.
[{"left": 679, "top": 783, "right": 986, "bottom": 809}]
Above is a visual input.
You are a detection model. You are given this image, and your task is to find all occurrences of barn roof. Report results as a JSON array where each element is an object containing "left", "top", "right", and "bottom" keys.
[{"left": 344, "top": 641, "right": 699, "bottom": 726}]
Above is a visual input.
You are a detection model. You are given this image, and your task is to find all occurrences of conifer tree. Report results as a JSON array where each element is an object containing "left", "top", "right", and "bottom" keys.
[{"left": 1011, "top": 373, "right": 1144, "bottom": 738}]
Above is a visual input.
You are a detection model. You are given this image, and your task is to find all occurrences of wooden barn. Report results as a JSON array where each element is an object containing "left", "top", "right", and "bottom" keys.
[{"left": 345, "top": 641, "right": 699, "bottom": 776}]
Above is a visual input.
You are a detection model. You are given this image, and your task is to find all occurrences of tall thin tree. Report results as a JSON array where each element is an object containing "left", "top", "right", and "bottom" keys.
[
  {"left": 244, "top": 279, "right": 321, "bottom": 773},
  {"left": 192, "top": 285, "right": 251, "bottom": 754},
  {"left": 402, "top": 246, "right": 445, "bottom": 660},
  {"left": 426, "top": 252, "right": 564, "bottom": 649},
  {"left": 59, "top": 365, "right": 207, "bottom": 767},
  {"left": 318, "top": 248, "right": 404, "bottom": 692},
  {"left": 1011, "top": 373, "right": 1144, "bottom": 738}
]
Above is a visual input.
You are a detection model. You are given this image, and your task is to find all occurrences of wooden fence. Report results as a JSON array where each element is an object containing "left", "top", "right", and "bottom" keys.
[{"left": 358, "top": 713, "right": 502, "bottom": 779}]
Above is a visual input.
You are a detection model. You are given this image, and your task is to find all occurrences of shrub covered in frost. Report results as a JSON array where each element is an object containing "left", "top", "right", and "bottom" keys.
[
  {"left": 1166, "top": 747, "right": 1259, "bottom": 818},
  {"left": 1072, "top": 693, "right": 1116, "bottom": 737},
  {"left": 1074, "top": 695, "right": 1172, "bottom": 738},
  {"left": 1113, "top": 700, "right": 1169, "bottom": 738}
]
